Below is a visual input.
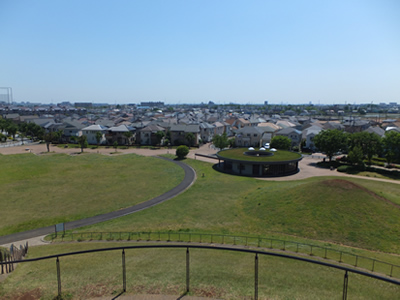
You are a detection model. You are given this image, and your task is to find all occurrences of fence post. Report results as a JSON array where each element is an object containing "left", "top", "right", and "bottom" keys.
[
  {"left": 390, "top": 265, "right": 393, "bottom": 277},
  {"left": 355, "top": 256, "right": 358, "bottom": 267},
  {"left": 296, "top": 243, "right": 299, "bottom": 253},
  {"left": 0, "top": 252, "right": 3, "bottom": 274},
  {"left": 186, "top": 248, "right": 190, "bottom": 293},
  {"left": 342, "top": 271, "right": 348, "bottom": 300},
  {"left": 339, "top": 251, "right": 343, "bottom": 263},
  {"left": 254, "top": 254, "right": 258, "bottom": 300},
  {"left": 56, "top": 257, "right": 61, "bottom": 297},
  {"left": 372, "top": 260, "right": 375, "bottom": 272},
  {"left": 122, "top": 249, "right": 126, "bottom": 292}
]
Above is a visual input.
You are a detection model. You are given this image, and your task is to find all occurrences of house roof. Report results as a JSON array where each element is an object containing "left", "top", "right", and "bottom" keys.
[
  {"left": 108, "top": 125, "right": 131, "bottom": 132},
  {"left": 82, "top": 124, "right": 108, "bottom": 131},
  {"left": 170, "top": 124, "right": 200, "bottom": 133},
  {"left": 276, "top": 127, "right": 302, "bottom": 135}
]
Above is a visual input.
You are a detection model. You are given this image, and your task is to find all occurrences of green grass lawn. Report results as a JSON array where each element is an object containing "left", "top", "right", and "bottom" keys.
[
  {"left": 0, "top": 153, "right": 184, "bottom": 236},
  {"left": 1, "top": 156, "right": 400, "bottom": 299},
  {"left": 71, "top": 159, "right": 400, "bottom": 254},
  {"left": 1, "top": 243, "right": 399, "bottom": 300},
  {"left": 217, "top": 147, "right": 302, "bottom": 162}
]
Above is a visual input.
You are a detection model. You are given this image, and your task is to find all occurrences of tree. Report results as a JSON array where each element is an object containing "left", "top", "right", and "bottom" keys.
[
  {"left": 382, "top": 131, "right": 400, "bottom": 164},
  {"left": 314, "top": 129, "right": 347, "bottom": 161},
  {"left": 212, "top": 133, "right": 229, "bottom": 150},
  {"left": 155, "top": 131, "right": 165, "bottom": 146},
  {"left": 43, "top": 132, "right": 54, "bottom": 152},
  {"left": 348, "top": 132, "right": 381, "bottom": 164},
  {"left": 123, "top": 131, "right": 133, "bottom": 145},
  {"left": 7, "top": 123, "right": 18, "bottom": 140},
  {"left": 270, "top": 135, "right": 291, "bottom": 150},
  {"left": 185, "top": 132, "right": 195, "bottom": 147},
  {"left": 228, "top": 137, "right": 236, "bottom": 148},
  {"left": 113, "top": 141, "right": 119, "bottom": 152},
  {"left": 77, "top": 135, "right": 88, "bottom": 153},
  {"left": 176, "top": 145, "right": 189, "bottom": 159},
  {"left": 348, "top": 145, "right": 364, "bottom": 166},
  {"left": 95, "top": 131, "right": 103, "bottom": 147}
]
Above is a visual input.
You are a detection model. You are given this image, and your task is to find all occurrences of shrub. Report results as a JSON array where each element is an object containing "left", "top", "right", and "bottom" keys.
[
  {"left": 176, "top": 145, "right": 189, "bottom": 159},
  {"left": 337, "top": 165, "right": 351, "bottom": 172}
]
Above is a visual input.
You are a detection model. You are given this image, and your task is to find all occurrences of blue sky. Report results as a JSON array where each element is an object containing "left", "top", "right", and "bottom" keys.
[{"left": 1, "top": 0, "right": 399, "bottom": 105}]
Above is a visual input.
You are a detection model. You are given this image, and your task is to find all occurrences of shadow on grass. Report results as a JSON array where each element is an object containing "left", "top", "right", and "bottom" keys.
[{"left": 111, "top": 291, "right": 125, "bottom": 300}]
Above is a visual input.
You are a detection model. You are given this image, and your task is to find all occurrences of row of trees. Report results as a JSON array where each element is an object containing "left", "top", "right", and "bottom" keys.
[{"left": 314, "top": 129, "right": 400, "bottom": 165}]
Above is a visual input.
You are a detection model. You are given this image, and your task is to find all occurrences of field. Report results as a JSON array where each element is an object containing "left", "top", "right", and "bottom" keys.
[
  {"left": 1, "top": 154, "right": 400, "bottom": 299},
  {"left": 0, "top": 153, "right": 184, "bottom": 236}
]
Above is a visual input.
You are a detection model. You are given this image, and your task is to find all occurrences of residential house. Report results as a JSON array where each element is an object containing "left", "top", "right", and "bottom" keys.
[
  {"left": 199, "top": 122, "right": 215, "bottom": 143},
  {"left": 81, "top": 124, "right": 108, "bottom": 145},
  {"left": 139, "top": 124, "right": 166, "bottom": 145},
  {"left": 275, "top": 127, "right": 302, "bottom": 148},
  {"left": 235, "top": 126, "right": 265, "bottom": 147},
  {"left": 106, "top": 125, "right": 135, "bottom": 145},
  {"left": 302, "top": 125, "right": 322, "bottom": 151},
  {"left": 169, "top": 124, "right": 200, "bottom": 146}
]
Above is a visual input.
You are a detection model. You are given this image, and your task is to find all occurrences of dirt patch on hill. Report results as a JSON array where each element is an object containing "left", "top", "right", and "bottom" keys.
[
  {"left": 321, "top": 179, "right": 400, "bottom": 209},
  {"left": 9, "top": 288, "right": 42, "bottom": 300}
]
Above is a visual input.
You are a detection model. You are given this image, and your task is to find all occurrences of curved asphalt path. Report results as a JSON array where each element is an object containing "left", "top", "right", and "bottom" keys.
[{"left": 0, "top": 157, "right": 196, "bottom": 245}]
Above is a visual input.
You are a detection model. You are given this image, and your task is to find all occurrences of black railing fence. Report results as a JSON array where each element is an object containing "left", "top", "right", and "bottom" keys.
[
  {"left": 49, "top": 231, "right": 400, "bottom": 279},
  {"left": 0, "top": 242, "right": 28, "bottom": 274},
  {"left": 1, "top": 245, "right": 399, "bottom": 299}
]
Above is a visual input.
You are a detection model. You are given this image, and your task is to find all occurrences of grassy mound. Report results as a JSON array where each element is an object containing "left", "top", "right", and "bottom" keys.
[{"left": 242, "top": 178, "right": 400, "bottom": 252}]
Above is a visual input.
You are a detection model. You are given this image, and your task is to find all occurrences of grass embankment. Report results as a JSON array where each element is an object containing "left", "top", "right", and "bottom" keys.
[
  {"left": 0, "top": 154, "right": 184, "bottom": 236},
  {"left": 1, "top": 243, "right": 399, "bottom": 300},
  {"left": 72, "top": 159, "right": 400, "bottom": 254},
  {"left": 1, "top": 157, "right": 400, "bottom": 299}
]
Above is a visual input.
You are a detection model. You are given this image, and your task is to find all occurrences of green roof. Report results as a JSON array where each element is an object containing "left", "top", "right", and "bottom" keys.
[{"left": 217, "top": 148, "right": 302, "bottom": 162}]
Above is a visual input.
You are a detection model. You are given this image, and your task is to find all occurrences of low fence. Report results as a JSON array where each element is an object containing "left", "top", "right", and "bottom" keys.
[
  {"left": 49, "top": 231, "right": 400, "bottom": 279},
  {"left": 1, "top": 245, "right": 399, "bottom": 299},
  {"left": 0, "top": 242, "right": 28, "bottom": 274}
]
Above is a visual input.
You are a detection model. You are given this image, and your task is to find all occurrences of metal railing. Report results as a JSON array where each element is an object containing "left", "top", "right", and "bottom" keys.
[
  {"left": 49, "top": 231, "right": 400, "bottom": 279},
  {"left": 0, "top": 242, "right": 29, "bottom": 274},
  {"left": 1, "top": 245, "right": 399, "bottom": 299}
]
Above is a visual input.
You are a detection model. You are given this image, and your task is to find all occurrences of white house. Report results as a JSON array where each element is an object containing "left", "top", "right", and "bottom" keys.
[{"left": 81, "top": 124, "right": 108, "bottom": 145}]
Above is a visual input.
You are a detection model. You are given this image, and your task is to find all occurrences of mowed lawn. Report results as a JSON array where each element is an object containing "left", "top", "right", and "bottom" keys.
[
  {"left": 73, "top": 159, "right": 400, "bottom": 254},
  {"left": 2, "top": 157, "right": 400, "bottom": 299},
  {"left": 0, "top": 153, "right": 184, "bottom": 236}
]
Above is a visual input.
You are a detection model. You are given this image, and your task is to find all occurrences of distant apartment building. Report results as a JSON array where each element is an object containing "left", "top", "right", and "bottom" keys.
[
  {"left": 75, "top": 102, "right": 92, "bottom": 109},
  {"left": 140, "top": 101, "right": 164, "bottom": 107}
]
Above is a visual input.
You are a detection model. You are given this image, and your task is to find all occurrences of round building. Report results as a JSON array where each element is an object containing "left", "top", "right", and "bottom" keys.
[{"left": 216, "top": 148, "right": 302, "bottom": 177}]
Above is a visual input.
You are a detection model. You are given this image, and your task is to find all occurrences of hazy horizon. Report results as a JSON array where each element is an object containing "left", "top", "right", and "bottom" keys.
[{"left": 1, "top": 0, "right": 399, "bottom": 105}]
